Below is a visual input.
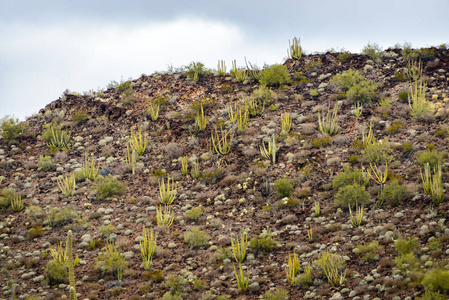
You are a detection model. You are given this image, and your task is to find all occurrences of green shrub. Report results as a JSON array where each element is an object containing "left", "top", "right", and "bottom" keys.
[
  {"left": 363, "top": 138, "right": 392, "bottom": 164},
  {"left": 164, "top": 274, "right": 185, "bottom": 298},
  {"left": 346, "top": 80, "right": 377, "bottom": 104},
  {"left": 262, "top": 287, "right": 289, "bottom": 300},
  {"left": 421, "top": 269, "right": 449, "bottom": 294},
  {"left": 331, "top": 69, "right": 364, "bottom": 92},
  {"left": 337, "top": 51, "right": 352, "bottom": 63},
  {"left": 416, "top": 150, "right": 443, "bottom": 169},
  {"left": 248, "top": 230, "right": 277, "bottom": 255},
  {"left": 252, "top": 85, "right": 276, "bottom": 106},
  {"left": 96, "top": 242, "right": 128, "bottom": 277},
  {"left": 0, "top": 116, "right": 28, "bottom": 141},
  {"left": 398, "top": 90, "right": 409, "bottom": 101},
  {"left": 0, "top": 188, "right": 16, "bottom": 211},
  {"left": 335, "top": 183, "right": 371, "bottom": 209},
  {"left": 45, "top": 261, "right": 68, "bottom": 285},
  {"left": 416, "top": 290, "right": 446, "bottom": 300},
  {"left": 38, "top": 155, "right": 56, "bottom": 171},
  {"left": 353, "top": 241, "right": 382, "bottom": 263},
  {"left": 332, "top": 166, "right": 369, "bottom": 190},
  {"left": 419, "top": 47, "right": 437, "bottom": 60},
  {"left": 386, "top": 121, "right": 404, "bottom": 135},
  {"left": 46, "top": 207, "right": 78, "bottom": 227},
  {"left": 72, "top": 110, "right": 88, "bottom": 124},
  {"left": 185, "top": 62, "right": 209, "bottom": 81},
  {"left": 273, "top": 178, "right": 294, "bottom": 198},
  {"left": 184, "top": 227, "right": 209, "bottom": 249},
  {"left": 379, "top": 180, "right": 407, "bottom": 207},
  {"left": 395, "top": 237, "right": 419, "bottom": 256},
  {"left": 361, "top": 42, "right": 383, "bottom": 62},
  {"left": 95, "top": 175, "right": 126, "bottom": 200},
  {"left": 311, "top": 136, "right": 331, "bottom": 148},
  {"left": 259, "top": 64, "right": 291, "bottom": 87},
  {"left": 184, "top": 206, "right": 202, "bottom": 222}
]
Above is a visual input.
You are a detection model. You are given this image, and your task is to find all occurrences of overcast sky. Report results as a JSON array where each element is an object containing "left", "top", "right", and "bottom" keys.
[{"left": 1, "top": 0, "right": 448, "bottom": 121}]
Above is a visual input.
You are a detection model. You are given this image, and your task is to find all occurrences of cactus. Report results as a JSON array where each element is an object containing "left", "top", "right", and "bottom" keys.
[{"left": 67, "top": 230, "right": 77, "bottom": 300}]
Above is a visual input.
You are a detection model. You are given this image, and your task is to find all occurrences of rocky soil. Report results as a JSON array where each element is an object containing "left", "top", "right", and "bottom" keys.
[{"left": 1, "top": 46, "right": 449, "bottom": 300}]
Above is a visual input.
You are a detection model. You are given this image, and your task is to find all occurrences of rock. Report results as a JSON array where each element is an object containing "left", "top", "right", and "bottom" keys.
[{"left": 247, "top": 281, "right": 260, "bottom": 292}]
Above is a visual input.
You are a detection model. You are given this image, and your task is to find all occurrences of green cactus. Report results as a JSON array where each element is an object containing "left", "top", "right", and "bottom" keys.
[{"left": 67, "top": 230, "right": 77, "bottom": 300}]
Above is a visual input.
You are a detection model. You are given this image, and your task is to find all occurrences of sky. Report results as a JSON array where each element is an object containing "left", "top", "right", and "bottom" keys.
[{"left": 0, "top": 0, "right": 448, "bottom": 121}]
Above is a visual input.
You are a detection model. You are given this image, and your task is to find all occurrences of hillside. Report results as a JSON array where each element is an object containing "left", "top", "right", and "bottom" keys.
[{"left": 1, "top": 45, "right": 449, "bottom": 300}]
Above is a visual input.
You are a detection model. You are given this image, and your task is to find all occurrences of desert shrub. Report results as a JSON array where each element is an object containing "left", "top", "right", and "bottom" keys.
[
  {"left": 184, "top": 206, "right": 202, "bottom": 222},
  {"left": 100, "top": 224, "right": 116, "bottom": 239},
  {"left": 337, "top": 51, "right": 352, "bottom": 63},
  {"left": 200, "top": 166, "right": 225, "bottom": 184},
  {"left": 311, "top": 136, "right": 331, "bottom": 148},
  {"left": 354, "top": 241, "right": 382, "bottom": 263},
  {"left": 332, "top": 166, "right": 369, "bottom": 190},
  {"left": 379, "top": 180, "right": 408, "bottom": 207},
  {"left": 164, "top": 274, "right": 185, "bottom": 298},
  {"left": 72, "top": 110, "right": 88, "bottom": 124},
  {"left": 252, "top": 85, "right": 276, "bottom": 106},
  {"left": 185, "top": 61, "right": 209, "bottom": 81},
  {"left": 416, "top": 290, "right": 446, "bottom": 300},
  {"left": 259, "top": 64, "right": 291, "bottom": 87},
  {"left": 361, "top": 42, "right": 383, "bottom": 62},
  {"left": 45, "top": 260, "right": 68, "bottom": 285},
  {"left": 0, "top": 188, "right": 16, "bottom": 211},
  {"left": 0, "top": 116, "right": 28, "bottom": 141},
  {"left": 46, "top": 207, "right": 78, "bottom": 227},
  {"left": 262, "top": 287, "right": 289, "bottom": 300},
  {"left": 416, "top": 150, "right": 443, "bottom": 169},
  {"left": 248, "top": 230, "right": 277, "bottom": 255},
  {"left": 346, "top": 80, "right": 377, "bottom": 104},
  {"left": 38, "top": 155, "right": 56, "bottom": 171},
  {"left": 395, "top": 237, "right": 419, "bottom": 256},
  {"left": 419, "top": 47, "right": 437, "bottom": 60},
  {"left": 331, "top": 69, "right": 364, "bottom": 91},
  {"left": 386, "top": 121, "right": 404, "bottom": 135},
  {"left": 363, "top": 138, "right": 392, "bottom": 164},
  {"left": 398, "top": 90, "right": 409, "bottom": 101},
  {"left": 95, "top": 175, "right": 126, "bottom": 200},
  {"left": 273, "top": 178, "right": 294, "bottom": 198},
  {"left": 120, "top": 88, "right": 136, "bottom": 106},
  {"left": 96, "top": 242, "right": 128, "bottom": 277},
  {"left": 421, "top": 269, "right": 449, "bottom": 294},
  {"left": 335, "top": 183, "right": 371, "bottom": 209},
  {"left": 184, "top": 227, "right": 209, "bottom": 249}
]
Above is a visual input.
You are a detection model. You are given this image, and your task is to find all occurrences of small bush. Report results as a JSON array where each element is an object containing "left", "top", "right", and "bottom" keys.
[
  {"left": 184, "top": 206, "right": 202, "bottom": 222},
  {"left": 361, "top": 42, "right": 383, "bottom": 62},
  {"left": 311, "top": 136, "right": 331, "bottom": 148},
  {"left": 45, "top": 261, "right": 68, "bottom": 285},
  {"left": 259, "top": 64, "right": 291, "bottom": 87},
  {"left": 416, "top": 290, "right": 446, "bottom": 300},
  {"left": 252, "top": 85, "right": 276, "bottom": 106},
  {"left": 184, "top": 227, "right": 209, "bottom": 249},
  {"left": 398, "top": 90, "right": 409, "bottom": 102},
  {"left": 96, "top": 242, "right": 128, "bottom": 277},
  {"left": 416, "top": 150, "right": 443, "bottom": 169},
  {"left": 395, "top": 237, "right": 419, "bottom": 256},
  {"left": 95, "top": 175, "right": 126, "bottom": 200},
  {"left": 262, "top": 288, "right": 289, "bottom": 300},
  {"left": 72, "top": 110, "right": 88, "bottom": 124},
  {"left": 185, "top": 62, "right": 209, "bottom": 81},
  {"left": 363, "top": 138, "right": 392, "bottom": 164},
  {"left": 248, "top": 230, "right": 277, "bottom": 255},
  {"left": 0, "top": 116, "right": 28, "bottom": 141},
  {"left": 335, "top": 183, "right": 371, "bottom": 209},
  {"left": 354, "top": 241, "right": 382, "bottom": 263},
  {"left": 332, "top": 166, "right": 369, "bottom": 190},
  {"left": 331, "top": 69, "right": 364, "bottom": 92},
  {"left": 379, "top": 180, "right": 408, "bottom": 207},
  {"left": 46, "top": 207, "right": 78, "bottom": 227},
  {"left": 386, "top": 121, "right": 404, "bottom": 135},
  {"left": 346, "top": 80, "right": 377, "bottom": 104},
  {"left": 38, "top": 155, "right": 56, "bottom": 171},
  {"left": 337, "top": 51, "right": 352, "bottom": 63},
  {"left": 421, "top": 269, "right": 449, "bottom": 294},
  {"left": 273, "top": 178, "right": 294, "bottom": 198}
]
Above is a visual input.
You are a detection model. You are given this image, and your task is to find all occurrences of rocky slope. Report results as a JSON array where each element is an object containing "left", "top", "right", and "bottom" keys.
[{"left": 1, "top": 46, "right": 449, "bottom": 300}]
